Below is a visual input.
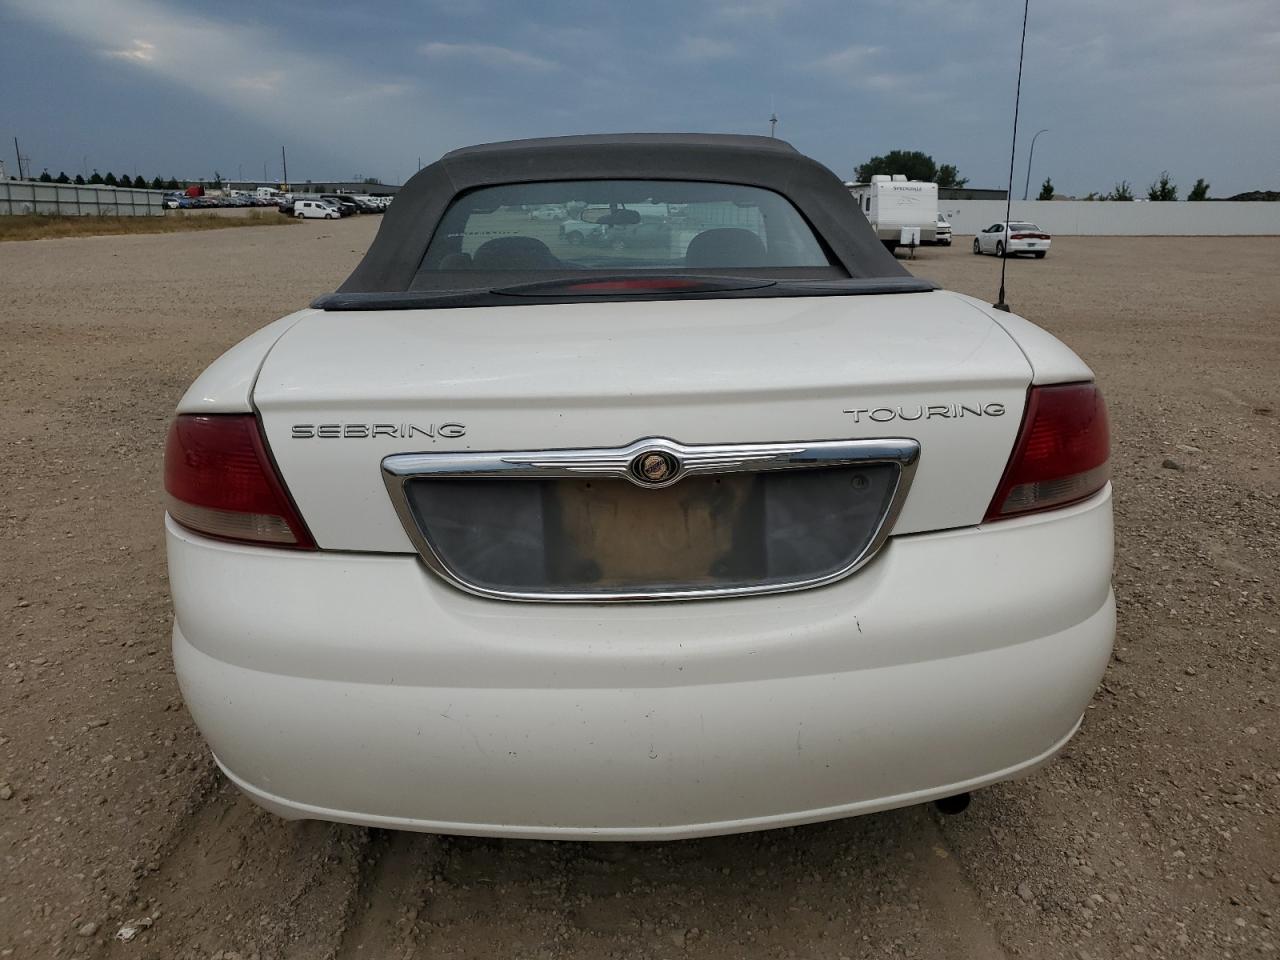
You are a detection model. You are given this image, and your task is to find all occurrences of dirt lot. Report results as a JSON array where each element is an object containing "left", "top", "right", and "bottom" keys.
[
  {"left": 0, "top": 212, "right": 292, "bottom": 243},
  {"left": 1, "top": 222, "right": 1277, "bottom": 959}
]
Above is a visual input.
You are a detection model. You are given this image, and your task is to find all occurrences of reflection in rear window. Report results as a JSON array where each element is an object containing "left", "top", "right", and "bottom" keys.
[{"left": 417, "top": 180, "right": 835, "bottom": 279}]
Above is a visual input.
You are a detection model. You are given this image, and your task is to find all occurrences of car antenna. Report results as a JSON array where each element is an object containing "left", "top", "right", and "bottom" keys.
[{"left": 994, "top": 0, "right": 1031, "bottom": 313}]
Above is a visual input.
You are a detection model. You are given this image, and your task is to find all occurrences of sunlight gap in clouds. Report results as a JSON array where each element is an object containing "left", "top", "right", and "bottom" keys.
[
  {"left": 4, "top": 0, "right": 479, "bottom": 178},
  {"left": 102, "top": 38, "right": 155, "bottom": 63}
]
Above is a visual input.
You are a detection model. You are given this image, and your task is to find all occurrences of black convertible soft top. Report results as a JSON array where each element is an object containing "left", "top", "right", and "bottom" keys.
[{"left": 331, "top": 133, "right": 927, "bottom": 305}]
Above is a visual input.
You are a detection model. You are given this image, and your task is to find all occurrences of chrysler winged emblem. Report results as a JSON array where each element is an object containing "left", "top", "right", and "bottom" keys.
[{"left": 633, "top": 451, "right": 678, "bottom": 486}]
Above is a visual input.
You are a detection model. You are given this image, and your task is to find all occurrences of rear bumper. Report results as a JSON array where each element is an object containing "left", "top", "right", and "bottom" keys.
[
  {"left": 168, "top": 488, "right": 1114, "bottom": 840},
  {"left": 876, "top": 226, "right": 937, "bottom": 243},
  {"left": 1007, "top": 239, "right": 1050, "bottom": 254}
]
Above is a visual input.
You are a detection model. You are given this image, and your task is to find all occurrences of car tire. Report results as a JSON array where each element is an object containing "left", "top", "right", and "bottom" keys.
[
  {"left": 972, "top": 239, "right": 981, "bottom": 255},
  {"left": 996, "top": 241, "right": 1005, "bottom": 258},
  {"left": 295, "top": 211, "right": 304, "bottom": 218}
]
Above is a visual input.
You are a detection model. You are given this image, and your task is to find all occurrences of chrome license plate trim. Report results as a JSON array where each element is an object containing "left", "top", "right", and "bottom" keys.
[{"left": 382, "top": 437, "right": 920, "bottom": 603}]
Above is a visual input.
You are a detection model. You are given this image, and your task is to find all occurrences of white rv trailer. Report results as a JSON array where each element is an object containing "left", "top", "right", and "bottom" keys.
[{"left": 846, "top": 175, "right": 939, "bottom": 251}]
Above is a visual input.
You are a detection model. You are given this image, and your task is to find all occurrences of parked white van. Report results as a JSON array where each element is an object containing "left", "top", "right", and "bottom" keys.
[{"left": 295, "top": 199, "right": 339, "bottom": 220}]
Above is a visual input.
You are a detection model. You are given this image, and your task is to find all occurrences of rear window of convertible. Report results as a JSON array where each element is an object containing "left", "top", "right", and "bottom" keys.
[{"left": 413, "top": 180, "right": 840, "bottom": 286}]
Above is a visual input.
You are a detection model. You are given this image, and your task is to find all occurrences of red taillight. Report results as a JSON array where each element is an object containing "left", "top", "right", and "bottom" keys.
[
  {"left": 1010, "top": 233, "right": 1029, "bottom": 240},
  {"left": 164, "top": 414, "right": 315, "bottom": 548},
  {"left": 984, "top": 382, "right": 1110, "bottom": 522}
]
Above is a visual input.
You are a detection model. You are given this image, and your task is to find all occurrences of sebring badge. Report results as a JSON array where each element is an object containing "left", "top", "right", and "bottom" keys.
[{"left": 291, "top": 422, "right": 466, "bottom": 440}]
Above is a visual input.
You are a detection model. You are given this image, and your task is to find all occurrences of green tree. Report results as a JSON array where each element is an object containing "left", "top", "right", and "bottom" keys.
[
  {"left": 936, "top": 164, "right": 969, "bottom": 189},
  {"left": 210, "top": 170, "right": 224, "bottom": 188},
  {"left": 151, "top": 176, "right": 165, "bottom": 190},
  {"left": 1108, "top": 180, "right": 1134, "bottom": 201},
  {"left": 103, "top": 171, "right": 119, "bottom": 186},
  {"left": 55, "top": 171, "right": 71, "bottom": 184},
  {"left": 38, "top": 169, "right": 53, "bottom": 182},
  {"left": 1188, "top": 177, "right": 1210, "bottom": 201},
  {"left": 88, "top": 170, "right": 104, "bottom": 184},
  {"left": 1037, "top": 177, "right": 1055, "bottom": 201},
  {"left": 857, "top": 150, "right": 940, "bottom": 184},
  {"left": 1147, "top": 171, "right": 1178, "bottom": 201},
  {"left": 74, "top": 174, "right": 86, "bottom": 185},
  {"left": 165, "top": 177, "right": 181, "bottom": 191}
]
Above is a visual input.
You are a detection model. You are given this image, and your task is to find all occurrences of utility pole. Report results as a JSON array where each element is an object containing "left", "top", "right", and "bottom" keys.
[
  {"left": 13, "top": 137, "right": 24, "bottom": 180},
  {"left": 1023, "top": 128, "right": 1048, "bottom": 200},
  {"left": 281, "top": 145, "right": 289, "bottom": 190}
]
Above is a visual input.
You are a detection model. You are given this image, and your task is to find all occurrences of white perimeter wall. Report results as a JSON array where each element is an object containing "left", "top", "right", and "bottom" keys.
[
  {"left": 940, "top": 200, "right": 1280, "bottom": 236},
  {"left": 0, "top": 180, "right": 164, "bottom": 216}
]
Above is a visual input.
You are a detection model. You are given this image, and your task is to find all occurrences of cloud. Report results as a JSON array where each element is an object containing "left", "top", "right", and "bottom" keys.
[
  {"left": 2, "top": 0, "right": 477, "bottom": 177},
  {"left": 230, "top": 71, "right": 284, "bottom": 94},
  {"left": 337, "top": 83, "right": 412, "bottom": 104},
  {"left": 102, "top": 38, "right": 154, "bottom": 62},
  {"left": 4, "top": 0, "right": 1278, "bottom": 195},
  {"left": 673, "top": 36, "right": 738, "bottom": 62},
  {"left": 809, "top": 43, "right": 882, "bottom": 79},
  {"left": 714, "top": 0, "right": 798, "bottom": 21},
  {"left": 420, "top": 41, "right": 559, "bottom": 72}
]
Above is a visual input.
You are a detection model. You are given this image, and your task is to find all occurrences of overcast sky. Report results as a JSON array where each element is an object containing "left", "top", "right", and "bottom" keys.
[{"left": 2, "top": 0, "right": 1276, "bottom": 196}]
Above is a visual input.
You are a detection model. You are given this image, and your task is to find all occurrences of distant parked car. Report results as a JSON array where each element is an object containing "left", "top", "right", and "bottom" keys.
[
  {"left": 974, "top": 222, "right": 1051, "bottom": 258},
  {"left": 320, "top": 195, "right": 360, "bottom": 216},
  {"left": 277, "top": 197, "right": 296, "bottom": 215},
  {"left": 529, "top": 205, "right": 567, "bottom": 222},
  {"left": 932, "top": 212, "right": 952, "bottom": 246},
  {"left": 294, "top": 199, "right": 340, "bottom": 220},
  {"left": 558, "top": 217, "right": 607, "bottom": 245}
]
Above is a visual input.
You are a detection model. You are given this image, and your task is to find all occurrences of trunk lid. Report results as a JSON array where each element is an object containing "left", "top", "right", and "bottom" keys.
[{"left": 254, "top": 291, "right": 1030, "bottom": 551}]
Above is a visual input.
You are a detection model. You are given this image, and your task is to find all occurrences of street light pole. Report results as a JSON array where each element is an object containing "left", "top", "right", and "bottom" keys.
[{"left": 1023, "top": 128, "right": 1049, "bottom": 200}]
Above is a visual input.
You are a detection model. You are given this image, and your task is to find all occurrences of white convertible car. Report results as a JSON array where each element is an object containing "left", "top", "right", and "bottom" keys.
[{"left": 165, "top": 134, "right": 1113, "bottom": 840}]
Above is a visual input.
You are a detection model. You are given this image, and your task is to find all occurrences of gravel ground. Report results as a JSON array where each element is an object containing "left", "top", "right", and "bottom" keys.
[{"left": 1, "top": 222, "right": 1276, "bottom": 959}]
